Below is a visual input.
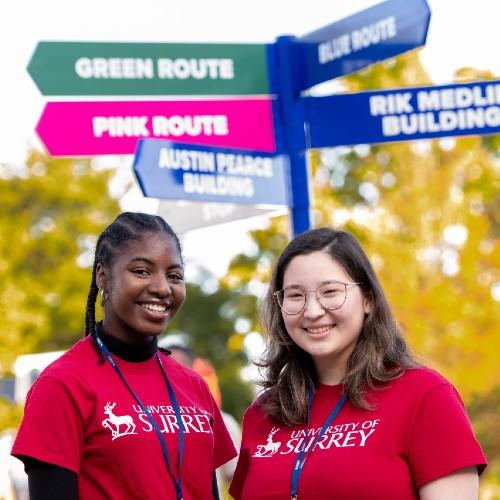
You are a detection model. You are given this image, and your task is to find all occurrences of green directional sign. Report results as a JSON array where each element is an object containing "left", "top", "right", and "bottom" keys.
[{"left": 28, "top": 41, "right": 271, "bottom": 96}]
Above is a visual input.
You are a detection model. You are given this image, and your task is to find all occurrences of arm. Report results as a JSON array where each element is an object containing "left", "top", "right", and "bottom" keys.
[
  {"left": 419, "top": 466, "right": 479, "bottom": 500},
  {"left": 212, "top": 470, "right": 220, "bottom": 500},
  {"left": 27, "top": 459, "right": 78, "bottom": 500}
]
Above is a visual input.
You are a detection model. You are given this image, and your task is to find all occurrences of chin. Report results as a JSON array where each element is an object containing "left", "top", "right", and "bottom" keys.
[
  {"left": 307, "top": 344, "right": 344, "bottom": 358},
  {"left": 309, "top": 350, "right": 337, "bottom": 359},
  {"left": 146, "top": 327, "right": 167, "bottom": 337},
  {"left": 136, "top": 322, "right": 167, "bottom": 338}
]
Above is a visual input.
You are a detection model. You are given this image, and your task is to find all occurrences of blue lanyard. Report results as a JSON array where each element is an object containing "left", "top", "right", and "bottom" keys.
[
  {"left": 290, "top": 387, "right": 347, "bottom": 500},
  {"left": 96, "top": 335, "right": 185, "bottom": 500}
]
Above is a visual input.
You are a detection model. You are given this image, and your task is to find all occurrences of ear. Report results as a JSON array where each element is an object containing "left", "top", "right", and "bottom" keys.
[
  {"left": 96, "top": 263, "right": 107, "bottom": 291},
  {"left": 362, "top": 292, "right": 373, "bottom": 316}
]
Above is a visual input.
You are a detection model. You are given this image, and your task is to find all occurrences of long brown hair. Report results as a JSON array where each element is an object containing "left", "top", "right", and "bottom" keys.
[{"left": 258, "top": 228, "right": 418, "bottom": 426}]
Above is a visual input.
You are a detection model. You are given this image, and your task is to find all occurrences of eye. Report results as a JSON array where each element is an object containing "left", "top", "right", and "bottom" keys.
[
  {"left": 319, "top": 284, "right": 344, "bottom": 296},
  {"left": 132, "top": 268, "right": 150, "bottom": 277},
  {"left": 284, "top": 288, "right": 304, "bottom": 301},
  {"left": 167, "top": 272, "right": 184, "bottom": 282}
]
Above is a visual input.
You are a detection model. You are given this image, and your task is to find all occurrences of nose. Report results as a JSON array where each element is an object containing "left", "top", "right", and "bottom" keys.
[
  {"left": 302, "top": 291, "right": 325, "bottom": 318},
  {"left": 148, "top": 273, "right": 171, "bottom": 297}
]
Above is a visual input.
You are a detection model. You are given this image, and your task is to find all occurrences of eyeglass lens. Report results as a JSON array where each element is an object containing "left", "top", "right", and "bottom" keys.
[{"left": 277, "top": 282, "right": 348, "bottom": 314}]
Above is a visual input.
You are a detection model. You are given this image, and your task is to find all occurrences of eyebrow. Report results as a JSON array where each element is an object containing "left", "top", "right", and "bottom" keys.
[
  {"left": 283, "top": 279, "right": 344, "bottom": 289},
  {"left": 128, "top": 257, "right": 183, "bottom": 270}
]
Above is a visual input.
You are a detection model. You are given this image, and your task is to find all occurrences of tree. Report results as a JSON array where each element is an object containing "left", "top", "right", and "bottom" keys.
[
  {"left": 0, "top": 149, "right": 121, "bottom": 373},
  {"left": 223, "top": 51, "right": 500, "bottom": 490},
  {"left": 310, "top": 58, "right": 500, "bottom": 400},
  {"left": 165, "top": 279, "right": 255, "bottom": 421}
]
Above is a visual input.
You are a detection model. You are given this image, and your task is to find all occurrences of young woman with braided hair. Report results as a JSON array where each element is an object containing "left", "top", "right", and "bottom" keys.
[{"left": 12, "top": 212, "right": 236, "bottom": 499}]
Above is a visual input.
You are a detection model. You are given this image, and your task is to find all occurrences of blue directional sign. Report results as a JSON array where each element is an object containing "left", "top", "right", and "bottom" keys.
[
  {"left": 304, "top": 79, "right": 500, "bottom": 148},
  {"left": 294, "top": 0, "right": 431, "bottom": 91},
  {"left": 133, "top": 139, "right": 290, "bottom": 206}
]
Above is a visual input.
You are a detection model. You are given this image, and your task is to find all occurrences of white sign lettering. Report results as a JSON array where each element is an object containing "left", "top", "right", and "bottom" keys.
[
  {"left": 75, "top": 57, "right": 234, "bottom": 80},
  {"left": 91, "top": 115, "right": 229, "bottom": 139},
  {"left": 318, "top": 16, "right": 397, "bottom": 65},
  {"left": 157, "top": 58, "right": 234, "bottom": 79},
  {"left": 75, "top": 58, "right": 155, "bottom": 79},
  {"left": 369, "top": 83, "right": 500, "bottom": 137},
  {"left": 155, "top": 147, "right": 278, "bottom": 199}
]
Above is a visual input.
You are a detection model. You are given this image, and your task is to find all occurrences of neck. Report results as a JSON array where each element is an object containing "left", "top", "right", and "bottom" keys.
[
  {"left": 102, "top": 320, "right": 154, "bottom": 346},
  {"left": 313, "top": 357, "right": 347, "bottom": 386},
  {"left": 97, "top": 323, "right": 157, "bottom": 362}
]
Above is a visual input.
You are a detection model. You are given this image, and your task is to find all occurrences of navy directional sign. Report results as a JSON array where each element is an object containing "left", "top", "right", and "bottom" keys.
[
  {"left": 133, "top": 139, "right": 290, "bottom": 206},
  {"left": 294, "top": 0, "right": 431, "bottom": 91},
  {"left": 304, "top": 79, "right": 500, "bottom": 148}
]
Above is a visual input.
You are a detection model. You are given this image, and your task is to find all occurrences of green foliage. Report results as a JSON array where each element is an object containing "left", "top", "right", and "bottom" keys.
[
  {"left": 468, "top": 387, "right": 500, "bottom": 463},
  {"left": 0, "top": 397, "right": 23, "bottom": 432},
  {"left": 0, "top": 149, "right": 121, "bottom": 372}
]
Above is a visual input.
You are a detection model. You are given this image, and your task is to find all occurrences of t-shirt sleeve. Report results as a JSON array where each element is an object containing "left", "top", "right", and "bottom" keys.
[
  {"left": 11, "top": 375, "right": 85, "bottom": 473},
  {"left": 408, "top": 381, "right": 487, "bottom": 488},
  {"left": 206, "top": 388, "right": 237, "bottom": 469}
]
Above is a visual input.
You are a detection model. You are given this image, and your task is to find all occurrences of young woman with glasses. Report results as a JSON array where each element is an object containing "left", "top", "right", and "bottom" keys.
[{"left": 230, "top": 227, "right": 486, "bottom": 500}]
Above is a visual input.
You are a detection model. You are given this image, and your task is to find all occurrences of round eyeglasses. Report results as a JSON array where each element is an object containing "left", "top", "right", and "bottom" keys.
[{"left": 274, "top": 281, "right": 361, "bottom": 315}]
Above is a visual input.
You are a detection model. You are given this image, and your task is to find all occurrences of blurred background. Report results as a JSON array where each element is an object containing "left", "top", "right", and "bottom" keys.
[{"left": 0, "top": 1, "right": 499, "bottom": 498}]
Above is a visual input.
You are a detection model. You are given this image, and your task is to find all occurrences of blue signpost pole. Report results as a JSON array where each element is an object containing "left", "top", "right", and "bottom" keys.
[{"left": 271, "top": 36, "right": 311, "bottom": 238}]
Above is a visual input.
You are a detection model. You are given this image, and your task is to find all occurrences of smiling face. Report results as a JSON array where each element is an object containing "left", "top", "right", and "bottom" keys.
[
  {"left": 97, "top": 231, "right": 186, "bottom": 344},
  {"left": 281, "top": 250, "right": 371, "bottom": 384}
]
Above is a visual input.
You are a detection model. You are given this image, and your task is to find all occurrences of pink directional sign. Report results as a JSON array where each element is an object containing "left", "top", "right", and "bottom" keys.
[{"left": 36, "top": 99, "right": 277, "bottom": 156}]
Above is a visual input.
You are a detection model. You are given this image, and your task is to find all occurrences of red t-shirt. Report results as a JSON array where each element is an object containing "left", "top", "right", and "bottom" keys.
[
  {"left": 230, "top": 367, "right": 486, "bottom": 500},
  {"left": 12, "top": 337, "right": 236, "bottom": 499}
]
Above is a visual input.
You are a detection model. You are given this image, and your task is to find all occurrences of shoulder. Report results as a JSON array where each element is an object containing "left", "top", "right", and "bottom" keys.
[
  {"left": 387, "top": 366, "right": 452, "bottom": 393},
  {"left": 27, "top": 337, "right": 100, "bottom": 399},
  {"left": 241, "top": 394, "right": 272, "bottom": 427},
  {"left": 159, "top": 351, "right": 203, "bottom": 381},
  {"left": 159, "top": 351, "right": 214, "bottom": 396},
  {"left": 34, "top": 337, "right": 96, "bottom": 380},
  {"left": 373, "top": 366, "right": 463, "bottom": 411},
  {"left": 399, "top": 366, "right": 452, "bottom": 391}
]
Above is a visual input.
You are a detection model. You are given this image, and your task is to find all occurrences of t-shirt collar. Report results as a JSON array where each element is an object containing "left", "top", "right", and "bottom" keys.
[{"left": 96, "top": 322, "right": 158, "bottom": 362}]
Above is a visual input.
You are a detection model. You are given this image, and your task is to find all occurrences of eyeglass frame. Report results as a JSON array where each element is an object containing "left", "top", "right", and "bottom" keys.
[{"left": 273, "top": 281, "right": 362, "bottom": 315}]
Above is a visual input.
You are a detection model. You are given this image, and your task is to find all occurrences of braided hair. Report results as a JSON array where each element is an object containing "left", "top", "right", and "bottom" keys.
[{"left": 85, "top": 212, "right": 182, "bottom": 361}]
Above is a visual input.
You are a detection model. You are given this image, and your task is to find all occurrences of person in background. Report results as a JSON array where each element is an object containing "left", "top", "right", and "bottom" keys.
[
  {"left": 11, "top": 212, "right": 236, "bottom": 499},
  {"left": 168, "top": 345, "right": 241, "bottom": 497},
  {"left": 230, "top": 227, "right": 487, "bottom": 500}
]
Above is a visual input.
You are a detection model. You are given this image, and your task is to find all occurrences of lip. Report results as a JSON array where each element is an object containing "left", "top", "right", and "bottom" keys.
[
  {"left": 138, "top": 301, "right": 172, "bottom": 318},
  {"left": 303, "top": 324, "right": 335, "bottom": 336}
]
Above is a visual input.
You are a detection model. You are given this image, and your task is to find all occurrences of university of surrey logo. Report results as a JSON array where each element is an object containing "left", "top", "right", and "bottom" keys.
[
  {"left": 101, "top": 402, "right": 137, "bottom": 440},
  {"left": 253, "top": 427, "right": 282, "bottom": 457}
]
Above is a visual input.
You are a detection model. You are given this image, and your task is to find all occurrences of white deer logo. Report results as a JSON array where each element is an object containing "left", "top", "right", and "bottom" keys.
[
  {"left": 101, "top": 402, "right": 137, "bottom": 440},
  {"left": 253, "top": 427, "right": 282, "bottom": 457}
]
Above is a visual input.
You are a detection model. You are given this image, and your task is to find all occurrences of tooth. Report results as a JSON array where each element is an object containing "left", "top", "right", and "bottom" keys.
[{"left": 143, "top": 304, "right": 166, "bottom": 312}]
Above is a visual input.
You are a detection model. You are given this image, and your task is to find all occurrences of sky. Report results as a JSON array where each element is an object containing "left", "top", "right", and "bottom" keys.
[{"left": 1, "top": 0, "right": 499, "bottom": 277}]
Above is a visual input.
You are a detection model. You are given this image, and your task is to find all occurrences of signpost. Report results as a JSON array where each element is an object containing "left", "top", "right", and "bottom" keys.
[
  {"left": 28, "top": 41, "right": 271, "bottom": 96},
  {"left": 36, "top": 99, "right": 278, "bottom": 156},
  {"left": 294, "top": 0, "right": 431, "bottom": 90},
  {"left": 133, "top": 140, "right": 290, "bottom": 206},
  {"left": 28, "top": 1, "right": 438, "bottom": 237},
  {"left": 304, "top": 79, "right": 500, "bottom": 148},
  {"left": 157, "top": 200, "right": 286, "bottom": 234}
]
